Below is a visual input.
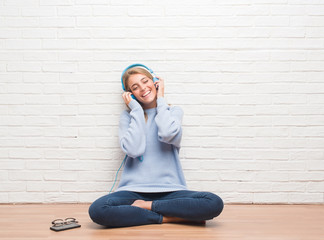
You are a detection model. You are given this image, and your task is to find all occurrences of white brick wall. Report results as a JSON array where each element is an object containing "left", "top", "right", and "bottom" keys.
[{"left": 0, "top": 0, "right": 324, "bottom": 204}]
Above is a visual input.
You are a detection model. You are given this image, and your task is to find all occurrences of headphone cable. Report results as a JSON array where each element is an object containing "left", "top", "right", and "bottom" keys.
[{"left": 109, "top": 155, "right": 127, "bottom": 194}]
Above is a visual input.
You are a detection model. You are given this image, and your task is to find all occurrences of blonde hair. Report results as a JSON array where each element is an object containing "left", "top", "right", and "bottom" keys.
[
  {"left": 122, "top": 67, "right": 153, "bottom": 92},
  {"left": 122, "top": 67, "right": 154, "bottom": 122}
]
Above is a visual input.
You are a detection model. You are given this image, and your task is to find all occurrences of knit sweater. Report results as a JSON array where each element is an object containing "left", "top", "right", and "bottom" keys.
[{"left": 116, "top": 97, "right": 187, "bottom": 192}]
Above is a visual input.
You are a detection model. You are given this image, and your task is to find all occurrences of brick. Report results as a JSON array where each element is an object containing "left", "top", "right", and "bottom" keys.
[
  {"left": 3, "top": 17, "right": 39, "bottom": 27},
  {"left": 222, "top": 193, "right": 253, "bottom": 204},
  {"left": 44, "top": 193, "right": 78, "bottom": 203},
  {"left": 255, "top": 172, "right": 290, "bottom": 182},
  {"left": 42, "top": 84, "right": 77, "bottom": 94},
  {"left": 22, "top": 30, "right": 56, "bottom": 39},
  {"left": 25, "top": 95, "right": 60, "bottom": 105},
  {"left": 57, "top": 6, "right": 93, "bottom": 16},
  {"left": 27, "top": 182, "right": 60, "bottom": 192},
  {"left": 58, "top": 29, "right": 91, "bottom": 39},
  {"left": 61, "top": 182, "right": 108, "bottom": 192},
  {"left": 0, "top": 94, "right": 25, "bottom": 104},
  {"left": 270, "top": 28, "right": 305, "bottom": 38},
  {"left": 0, "top": 182, "right": 26, "bottom": 192},
  {"left": 308, "top": 161, "right": 324, "bottom": 170},
  {"left": 9, "top": 171, "right": 43, "bottom": 181},
  {"left": 76, "top": 0, "right": 109, "bottom": 4},
  {"left": 254, "top": 193, "right": 289, "bottom": 203},
  {"left": 93, "top": 6, "right": 126, "bottom": 16},
  {"left": 0, "top": 29, "right": 21, "bottom": 38},
  {"left": 0, "top": 7, "right": 20, "bottom": 16},
  {"left": 23, "top": 73, "right": 59, "bottom": 83},
  {"left": 43, "top": 40, "right": 76, "bottom": 49},
  {"left": 9, "top": 193, "right": 44, "bottom": 203},
  {"left": 77, "top": 150, "right": 112, "bottom": 160},
  {"left": 288, "top": 193, "right": 323, "bottom": 204},
  {"left": 44, "top": 149, "right": 78, "bottom": 159},
  {"left": 5, "top": 39, "right": 41, "bottom": 49},
  {"left": 21, "top": 7, "right": 56, "bottom": 17},
  {"left": 60, "top": 160, "right": 95, "bottom": 171},
  {"left": 9, "top": 149, "right": 43, "bottom": 159},
  {"left": 0, "top": 138, "right": 25, "bottom": 147},
  {"left": 40, "top": 0, "right": 73, "bottom": 5},
  {"left": 0, "top": 116, "right": 25, "bottom": 126},
  {"left": 24, "top": 116, "right": 59, "bottom": 126},
  {"left": 291, "top": 16, "right": 324, "bottom": 27},
  {"left": 0, "top": 193, "right": 9, "bottom": 203},
  {"left": 79, "top": 171, "right": 112, "bottom": 181},
  {"left": 0, "top": 171, "right": 8, "bottom": 181},
  {"left": 26, "top": 160, "right": 59, "bottom": 170},
  {"left": 43, "top": 171, "right": 78, "bottom": 181},
  {"left": 5, "top": 0, "right": 38, "bottom": 5},
  {"left": 128, "top": 6, "right": 164, "bottom": 16},
  {"left": 60, "top": 138, "right": 96, "bottom": 148},
  {"left": 0, "top": 160, "right": 25, "bottom": 170},
  {"left": 7, "top": 63, "right": 42, "bottom": 72},
  {"left": 110, "top": 0, "right": 144, "bottom": 5},
  {"left": 39, "top": 17, "right": 75, "bottom": 27}
]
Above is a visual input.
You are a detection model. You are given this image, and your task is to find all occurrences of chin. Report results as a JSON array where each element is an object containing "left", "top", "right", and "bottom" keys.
[{"left": 138, "top": 97, "right": 157, "bottom": 108}]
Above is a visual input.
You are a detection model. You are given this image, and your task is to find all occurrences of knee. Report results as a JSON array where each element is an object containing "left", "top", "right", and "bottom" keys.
[
  {"left": 206, "top": 193, "right": 224, "bottom": 219},
  {"left": 88, "top": 200, "right": 105, "bottom": 225},
  {"left": 88, "top": 197, "right": 115, "bottom": 226}
]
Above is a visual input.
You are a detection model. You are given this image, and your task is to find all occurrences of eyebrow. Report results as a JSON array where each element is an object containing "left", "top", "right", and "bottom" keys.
[{"left": 130, "top": 77, "right": 147, "bottom": 89}]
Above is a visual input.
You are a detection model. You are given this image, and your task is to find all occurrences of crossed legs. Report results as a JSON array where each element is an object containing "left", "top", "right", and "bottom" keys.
[{"left": 89, "top": 190, "right": 223, "bottom": 228}]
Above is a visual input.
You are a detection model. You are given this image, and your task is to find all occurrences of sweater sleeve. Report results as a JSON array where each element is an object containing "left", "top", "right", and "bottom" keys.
[
  {"left": 119, "top": 100, "right": 146, "bottom": 158},
  {"left": 155, "top": 97, "right": 183, "bottom": 148}
]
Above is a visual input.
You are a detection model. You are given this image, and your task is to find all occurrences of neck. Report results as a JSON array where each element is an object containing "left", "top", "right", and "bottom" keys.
[{"left": 141, "top": 99, "right": 157, "bottom": 110}]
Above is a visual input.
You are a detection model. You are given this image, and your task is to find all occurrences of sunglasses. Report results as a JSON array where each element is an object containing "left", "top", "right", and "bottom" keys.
[{"left": 50, "top": 217, "right": 81, "bottom": 231}]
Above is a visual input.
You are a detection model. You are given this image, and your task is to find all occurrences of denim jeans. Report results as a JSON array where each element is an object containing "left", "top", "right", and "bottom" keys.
[{"left": 88, "top": 190, "right": 224, "bottom": 228}]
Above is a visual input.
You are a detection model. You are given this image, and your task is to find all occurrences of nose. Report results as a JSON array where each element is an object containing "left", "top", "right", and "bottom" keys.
[{"left": 138, "top": 83, "right": 145, "bottom": 91}]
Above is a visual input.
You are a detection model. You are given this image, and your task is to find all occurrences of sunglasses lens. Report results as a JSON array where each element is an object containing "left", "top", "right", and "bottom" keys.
[{"left": 65, "top": 218, "right": 77, "bottom": 225}]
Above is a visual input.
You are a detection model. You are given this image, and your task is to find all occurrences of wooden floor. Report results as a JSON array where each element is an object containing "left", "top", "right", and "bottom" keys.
[{"left": 0, "top": 204, "right": 323, "bottom": 240}]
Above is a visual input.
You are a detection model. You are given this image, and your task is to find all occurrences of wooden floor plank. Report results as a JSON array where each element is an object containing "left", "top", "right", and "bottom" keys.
[{"left": 0, "top": 204, "right": 323, "bottom": 240}]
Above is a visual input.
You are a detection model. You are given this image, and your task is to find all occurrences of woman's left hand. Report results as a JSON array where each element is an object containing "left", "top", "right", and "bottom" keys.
[{"left": 154, "top": 77, "right": 164, "bottom": 98}]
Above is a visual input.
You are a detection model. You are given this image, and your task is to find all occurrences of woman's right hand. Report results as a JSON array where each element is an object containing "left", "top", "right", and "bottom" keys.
[{"left": 122, "top": 92, "right": 133, "bottom": 106}]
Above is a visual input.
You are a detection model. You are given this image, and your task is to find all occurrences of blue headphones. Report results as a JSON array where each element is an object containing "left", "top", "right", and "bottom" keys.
[{"left": 121, "top": 63, "right": 158, "bottom": 99}]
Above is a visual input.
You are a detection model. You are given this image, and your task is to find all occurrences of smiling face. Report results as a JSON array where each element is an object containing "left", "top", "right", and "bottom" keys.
[{"left": 127, "top": 73, "right": 157, "bottom": 109}]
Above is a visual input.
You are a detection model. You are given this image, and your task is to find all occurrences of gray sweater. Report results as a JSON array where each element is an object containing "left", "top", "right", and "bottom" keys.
[{"left": 116, "top": 97, "right": 187, "bottom": 192}]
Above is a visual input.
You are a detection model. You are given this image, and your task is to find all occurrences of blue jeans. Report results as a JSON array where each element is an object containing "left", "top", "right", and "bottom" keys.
[{"left": 88, "top": 190, "right": 224, "bottom": 228}]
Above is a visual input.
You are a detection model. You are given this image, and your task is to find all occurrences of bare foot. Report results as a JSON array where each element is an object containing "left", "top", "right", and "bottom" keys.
[
  {"left": 162, "top": 216, "right": 187, "bottom": 223},
  {"left": 131, "top": 200, "right": 152, "bottom": 210},
  {"left": 163, "top": 216, "right": 206, "bottom": 225}
]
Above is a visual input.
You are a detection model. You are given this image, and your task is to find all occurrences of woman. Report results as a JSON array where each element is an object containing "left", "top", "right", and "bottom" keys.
[{"left": 88, "top": 64, "right": 223, "bottom": 228}]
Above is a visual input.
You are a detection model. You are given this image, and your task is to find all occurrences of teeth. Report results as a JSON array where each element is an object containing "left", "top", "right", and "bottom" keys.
[{"left": 143, "top": 91, "right": 151, "bottom": 97}]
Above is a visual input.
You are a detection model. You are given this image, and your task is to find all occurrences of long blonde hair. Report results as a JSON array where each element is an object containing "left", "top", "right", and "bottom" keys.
[{"left": 122, "top": 67, "right": 154, "bottom": 121}]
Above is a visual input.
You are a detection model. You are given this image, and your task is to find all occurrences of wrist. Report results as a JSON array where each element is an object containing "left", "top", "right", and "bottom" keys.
[{"left": 128, "top": 99, "right": 141, "bottom": 110}]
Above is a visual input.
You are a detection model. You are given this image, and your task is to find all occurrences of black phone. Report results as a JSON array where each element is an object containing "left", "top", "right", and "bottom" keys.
[{"left": 50, "top": 222, "right": 81, "bottom": 232}]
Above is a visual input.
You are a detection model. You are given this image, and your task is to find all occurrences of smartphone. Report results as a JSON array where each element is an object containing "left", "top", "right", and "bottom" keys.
[{"left": 50, "top": 222, "right": 81, "bottom": 232}]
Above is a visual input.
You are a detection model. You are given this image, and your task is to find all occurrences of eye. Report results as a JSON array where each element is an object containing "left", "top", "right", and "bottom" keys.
[{"left": 132, "top": 86, "right": 138, "bottom": 91}]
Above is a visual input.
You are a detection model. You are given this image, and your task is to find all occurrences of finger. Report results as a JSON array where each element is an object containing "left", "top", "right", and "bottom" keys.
[
  {"left": 126, "top": 92, "right": 133, "bottom": 102},
  {"left": 127, "top": 92, "right": 133, "bottom": 99},
  {"left": 122, "top": 92, "right": 131, "bottom": 103}
]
